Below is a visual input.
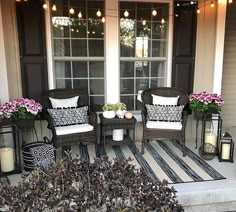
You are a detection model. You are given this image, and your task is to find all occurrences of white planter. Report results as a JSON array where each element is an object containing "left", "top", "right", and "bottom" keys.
[
  {"left": 103, "top": 111, "right": 115, "bottom": 119},
  {"left": 116, "top": 109, "right": 126, "bottom": 119},
  {"left": 112, "top": 129, "right": 124, "bottom": 141}
]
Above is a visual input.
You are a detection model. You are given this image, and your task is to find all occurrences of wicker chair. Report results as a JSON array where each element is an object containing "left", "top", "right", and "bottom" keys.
[
  {"left": 141, "top": 87, "right": 189, "bottom": 157},
  {"left": 43, "top": 89, "right": 97, "bottom": 154}
]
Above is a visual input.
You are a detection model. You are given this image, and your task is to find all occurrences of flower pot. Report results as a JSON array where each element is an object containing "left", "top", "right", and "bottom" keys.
[
  {"left": 103, "top": 111, "right": 116, "bottom": 119},
  {"left": 194, "top": 108, "right": 219, "bottom": 120},
  {"left": 116, "top": 110, "right": 126, "bottom": 119},
  {"left": 112, "top": 129, "right": 124, "bottom": 141},
  {"left": 13, "top": 119, "right": 35, "bottom": 129}
]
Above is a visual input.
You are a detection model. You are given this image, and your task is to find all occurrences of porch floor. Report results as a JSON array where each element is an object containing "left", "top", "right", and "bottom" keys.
[{"left": 7, "top": 139, "right": 236, "bottom": 212}]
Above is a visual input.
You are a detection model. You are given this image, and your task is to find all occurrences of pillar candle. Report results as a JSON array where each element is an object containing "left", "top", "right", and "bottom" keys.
[
  {"left": 221, "top": 143, "right": 231, "bottom": 160},
  {"left": 205, "top": 133, "right": 217, "bottom": 147},
  {"left": 0, "top": 147, "right": 14, "bottom": 172}
]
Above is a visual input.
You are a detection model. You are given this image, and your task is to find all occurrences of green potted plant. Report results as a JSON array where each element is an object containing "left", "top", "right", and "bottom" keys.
[
  {"left": 115, "top": 102, "right": 127, "bottom": 119},
  {"left": 102, "top": 103, "right": 116, "bottom": 119}
]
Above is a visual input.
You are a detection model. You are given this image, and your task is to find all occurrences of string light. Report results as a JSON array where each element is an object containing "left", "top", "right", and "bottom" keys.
[
  {"left": 43, "top": 3, "right": 48, "bottom": 9},
  {"left": 52, "top": 4, "right": 57, "bottom": 11},
  {"left": 161, "top": 18, "right": 165, "bottom": 24},
  {"left": 228, "top": 0, "right": 233, "bottom": 3},
  {"left": 124, "top": 10, "right": 129, "bottom": 18},
  {"left": 197, "top": 8, "right": 200, "bottom": 13},
  {"left": 102, "top": 17, "right": 105, "bottom": 23},
  {"left": 152, "top": 9, "right": 157, "bottom": 16},
  {"left": 190, "top": 1, "right": 194, "bottom": 4},
  {"left": 96, "top": 9, "right": 102, "bottom": 17},
  {"left": 78, "top": 11, "right": 82, "bottom": 19},
  {"left": 16, "top": 0, "right": 21, "bottom": 2},
  {"left": 142, "top": 20, "right": 146, "bottom": 25},
  {"left": 211, "top": 2, "right": 215, "bottom": 7},
  {"left": 69, "top": 8, "right": 75, "bottom": 15}
]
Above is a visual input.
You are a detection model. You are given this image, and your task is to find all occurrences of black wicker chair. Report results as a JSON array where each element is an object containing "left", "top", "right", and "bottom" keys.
[
  {"left": 43, "top": 89, "right": 97, "bottom": 154},
  {"left": 141, "top": 87, "right": 189, "bottom": 157}
]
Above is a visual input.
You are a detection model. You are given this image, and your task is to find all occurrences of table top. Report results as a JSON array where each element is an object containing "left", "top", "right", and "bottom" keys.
[{"left": 99, "top": 114, "right": 137, "bottom": 125}]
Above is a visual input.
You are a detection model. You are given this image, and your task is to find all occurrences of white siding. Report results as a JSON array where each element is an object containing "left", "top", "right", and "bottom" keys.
[{"left": 221, "top": 1, "right": 236, "bottom": 127}]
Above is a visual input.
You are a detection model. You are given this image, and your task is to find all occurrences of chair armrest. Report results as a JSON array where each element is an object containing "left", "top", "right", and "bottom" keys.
[
  {"left": 141, "top": 109, "right": 147, "bottom": 129},
  {"left": 89, "top": 111, "right": 97, "bottom": 128},
  {"left": 45, "top": 113, "right": 57, "bottom": 137}
]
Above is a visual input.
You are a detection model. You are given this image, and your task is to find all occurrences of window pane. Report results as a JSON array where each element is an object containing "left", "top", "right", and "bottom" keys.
[
  {"left": 151, "top": 61, "right": 166, "bottom": 77},
  {"left": 90, "top": 79, "right": 104, "bottom": 95},
  {"left": 152, "top": 22, "right": 167, "bottom": 39},
  {"left": 152, "top": 40, "right": 167, "bottom": 57},
  {"left": 54, "top": 39, "right": 70, "bottom": 56},
  {"left": 90, "top": 96, "right": 104, "bottom": 111},
  {"left": 53, "top": 25, "right": 70, "bottom": 38},
  {"left": 120, "top": 62, "right": 134, "bottom": 77},
  {"left": 120, "top": 79, "right": 134, "bottom": 94},
  {"left": 89, "top": 40, "right": 104, "bottom": 56},
  {"left": 88, "top": 21, "right": 104, "bottom": 38},
  {"left": 71, "top": 20, "right": 87, "bottom": 38},
  {"left": 56, "top": 79, "right": 72, "bottom": 88},
  {"left": 121, "top": 95, "right": 134, "bottom": 110},
  {"left": 150, "top": 78, "right": 165, "bottom": 87},
  {"left": 72, "top": 62, "right": 88, "bottom": 78},
  {"left": 71, "top": 40, "right": 87, "bottom": 56},
  {"left": 73, "top": 79, "right": 88, "bottom": 90},
  {"left": 55, "top": 61, "right": 71, "bottom": 78},
  {"left": 136, "top": 78, "right": 149, "bottom": 92},
  {"left": 135, "top": 38, "right": 150, "bottom": 57},
  {"left": 137, "top": 21, "right": 151, "bottom": 38},
  {"left": 137, "top": 3, "right": 151, "bottom": 21},
  {"left": 89, "top": 62, "right": 104, "bottom": 77},
  {"left": 120, "top": 2, "right": 136, "bottom": 19},
  {"left": 135, "top": 61, "right": 149, "bottom": 77}
]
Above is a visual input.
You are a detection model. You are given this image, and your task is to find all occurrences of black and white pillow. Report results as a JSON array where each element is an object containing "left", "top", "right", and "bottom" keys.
[
  {"left": 146, "top": 104, "right": 184, "bottom": 122},
  {"left": 48, "top": 106, "right": 88, "bottom": 127},
  {"left": 30, "top": 144, "right": 55, "bottom": 168}
]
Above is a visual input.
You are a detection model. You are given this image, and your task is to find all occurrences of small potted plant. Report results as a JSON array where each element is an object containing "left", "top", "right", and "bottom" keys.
[
  {"left": 102, "top": 103, "right": 116, "bottom": 119},
  {"left": 115, "top": 102, "right": 127, "bottom": 119}
]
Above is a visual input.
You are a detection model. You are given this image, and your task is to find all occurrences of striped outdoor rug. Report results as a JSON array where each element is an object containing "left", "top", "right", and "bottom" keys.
[{"left": 71, "top": 140, "right": 226, "bottom": 184}]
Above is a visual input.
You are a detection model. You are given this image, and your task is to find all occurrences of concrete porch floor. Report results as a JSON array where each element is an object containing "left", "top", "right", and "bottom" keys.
[{"left": 7, "top": 138, "right": 236, "bottom": 212}]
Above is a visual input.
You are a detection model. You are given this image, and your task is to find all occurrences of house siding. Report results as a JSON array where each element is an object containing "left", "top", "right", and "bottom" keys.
[{"left": 221, "top": 1, "right": 236, "bottom": 127}]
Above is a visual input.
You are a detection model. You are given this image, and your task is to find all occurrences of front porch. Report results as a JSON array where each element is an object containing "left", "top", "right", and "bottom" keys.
[{"left": 6, "top": 115, "right": 236, "bottom": 211}]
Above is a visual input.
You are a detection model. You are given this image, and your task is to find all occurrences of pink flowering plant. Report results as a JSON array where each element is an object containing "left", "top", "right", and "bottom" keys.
[
  {"left": 189, "top": 91, "right": 224, "bottom": 112},
  {"left": 0, "top": 98, "right": 42, "bottom": 120}
]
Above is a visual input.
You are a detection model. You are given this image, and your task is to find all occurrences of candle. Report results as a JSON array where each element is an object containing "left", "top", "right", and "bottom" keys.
[
  {"left": 221, "top": 143, "right": 231, "bottom": 160},
  {"left": 205, "top": 133, "right": 217, "bottom": 147},
  {"left": 0, "top": 147, "right": 14, "bottom": 172}
]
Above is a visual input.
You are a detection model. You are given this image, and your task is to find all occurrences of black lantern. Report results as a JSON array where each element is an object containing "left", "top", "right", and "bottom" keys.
[
  {"left": 0, "top": 120, "right": 21, "bottom": 174},
  {"left": 201, "top": 112, "right": 222, "bottom": 157},
  {"left": 219, "top": 130, "right": 234, "bottom": 163}
]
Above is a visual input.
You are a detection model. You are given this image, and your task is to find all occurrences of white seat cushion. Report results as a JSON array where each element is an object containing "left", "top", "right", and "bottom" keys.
[
  {"left": 146, "top": 121, "right": 182, "bottom": 130},
  {"left": 55, "top": 124, "right": 94, "bottom": 136}
]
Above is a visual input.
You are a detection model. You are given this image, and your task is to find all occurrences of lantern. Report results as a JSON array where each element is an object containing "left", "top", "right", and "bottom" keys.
[
  {"left": 219, "top": 130, "right": 234, "bottom": 163},
  {"left": 0, "top": 121, "right": 21, "bottom": 174},
  {"left": 201, "top": 112, "right": 222, "bottom": 157}
]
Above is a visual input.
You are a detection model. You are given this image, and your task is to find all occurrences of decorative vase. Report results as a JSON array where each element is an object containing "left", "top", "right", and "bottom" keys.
[
  {"left": 116, "top": 110, "right": 126, "bottom": 119},
  {"left": 125, "top": 112, "right": 133, "bottom": 119},
  {"left": 112, "top": 129, "right": 124, "bottom": 141},
  {"left": 103, "top": 111, "right": 116, "bottom": 119},
  {"left": 194, "top": 108, "right": 219, "bottom": 120}
]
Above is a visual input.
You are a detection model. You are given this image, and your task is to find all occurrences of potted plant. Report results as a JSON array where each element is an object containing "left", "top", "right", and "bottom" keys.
[
  {"left": 0, "top": 155, "right": 183, "bottom": 211},
  {"left": 102, "top": 103, "right": 116, "bottom": 119},
  {"left": 189, "top": 91, "right": 224, "bottom": 119},
  {"left": 115, "top": 102, "right": 127, "bottom": 119}
]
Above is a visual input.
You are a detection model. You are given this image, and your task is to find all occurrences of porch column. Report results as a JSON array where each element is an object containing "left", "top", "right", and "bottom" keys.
[
  {"left": 0, "top": 2, "right": 9, "bottom": 103},
  {"left": 105, "top": 0, "right": 119, "bottom": 103},
  {"left": 213, "top": 1, "right": 227, "bottom": 94}
]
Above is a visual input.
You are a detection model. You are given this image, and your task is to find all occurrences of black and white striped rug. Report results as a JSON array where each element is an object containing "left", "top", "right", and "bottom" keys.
[{"left": 72, "top": 140, "right": 226, "bottom": 184}]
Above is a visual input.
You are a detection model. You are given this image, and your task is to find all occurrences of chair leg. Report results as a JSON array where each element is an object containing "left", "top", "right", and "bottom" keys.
[
  {"left": 141, "top": 139, "right": 145, "bottom": 154},
  {"left": 182, "top": 141, "right": 186, "bottom": 157}
]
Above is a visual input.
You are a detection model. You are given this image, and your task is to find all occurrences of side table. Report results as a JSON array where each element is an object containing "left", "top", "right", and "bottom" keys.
[{"left": 99, "top": 114, "right": 137, "bottom": 146}]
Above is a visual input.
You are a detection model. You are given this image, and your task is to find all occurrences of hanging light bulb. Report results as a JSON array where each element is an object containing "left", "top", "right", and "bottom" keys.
[
  {"left": 228, "top": 0, "right": 233, "bottom": 3},
  {"left": 16, "top": 0, "right": 21, "bottom": 2},
  {"left": 101, "top": 17, "right": 105, "bottom": 23},
  {"left": 52, "top": 4, "right": 57, "bottom": 11},
  {"left": 211, "top": 2, "right": 215, "bottom": 7},
  {"left": 190, "top": 1, "right": 194, "bottom": 4},
  {"left": 78, "top": 11, "right": 82, "bottom": 19},
  {"left": 124, "top": 10, "right": 129, "bottom": 18},
  {"left": 161, "top": 18, "right": 165, "bottom": 24},
  {"left": 43, "top": 3, "right": 48, "bottom": 9},
  {"left": 197, "top": 8, "right": 200, "bottom": 13},
  {"left": 70, "top": 8, "right": 75, "bottom": 15},
  {"left": 142, "top": 20, "right": 146, "bottom": 26},
  {"left": 152, "top": 9, "right": 157, "bottom": 16},
  {"left": 96, "top": 9, "right": 102, "bottom": 17}
]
